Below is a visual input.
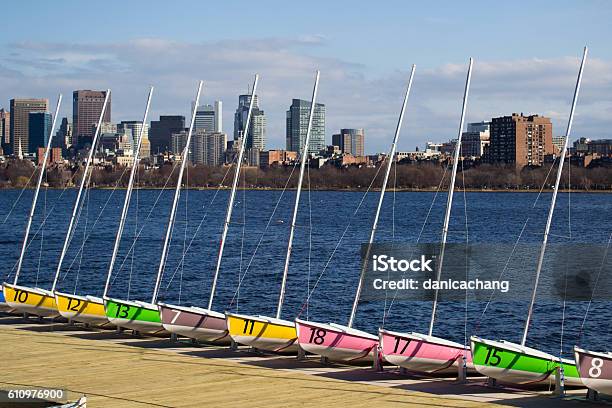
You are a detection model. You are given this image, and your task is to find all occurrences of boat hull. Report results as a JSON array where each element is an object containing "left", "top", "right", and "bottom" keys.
[
  {"left": 55, "top": 292, "right": 112, "bottom": 327},
  {"left": 159, "top": 303, "right": 229, "bottom": 344},
  {"left": 0, "top": 286, "right": 14, "bottom": 312},
  {"left": 380, "top": 329, "right": 473, "bottom": 374},
  {"left": 295, "top": 319, "right": 378, "bottom": 363},
  {"left": 104, "top": 298, "right": 167, "bottom": 335},
  {"left": 2, "top": 283, "right": 59, "bottom": 317},
  {"left": 575, "top": 346, "right": 612, "bottom": 395},
  {"left": 471, "top": 336, "right": 581, "bottom": 386},
  {"left": 226, "top": 312, "right": 298, "bottom": 352}
]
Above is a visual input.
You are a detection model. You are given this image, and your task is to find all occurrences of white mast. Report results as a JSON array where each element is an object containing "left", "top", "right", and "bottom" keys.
[
  {"left": 348, "top": 65, "right": 416, "bottom": 328},
  {"left": 276, "top": 71, "right": 320, "bottom": 320},
  {"left": 207, "top": 74, "right": 259, "bottom": 310},
  {"left": 521, "top": 47, "right": 587, "bottom": 346},
  {"left": 13, "top": 94, "right": 63, "bottom": 285},
  {"left": 51, "top": 90, "right": 110, "bottom": 292},
  {"left": 152, "top": 81, "right": 203, "bottom": 304},
  {"left": 103, "top": 87, "right": 154, "bottom": 298},
  {"left": 428, "top": 58, "right": 473, "bottom": 336}
]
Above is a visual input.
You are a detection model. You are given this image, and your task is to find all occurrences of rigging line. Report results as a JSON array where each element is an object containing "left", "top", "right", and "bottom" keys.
[
  {"left": 178, "top": 165, "right": 189, "bottom": 305},
  {"left": 228, "top": 160, "right": 301, "bottom": 308},
  {"left": 383, "top": 161, "right": 398, "bottom": 325},
  {"left": 382, "top": 162, "right": 450, "bottom": 325},
  {"left": 35, "top": 173, "right": 48, "bottom": 287},
  {"left": 238, "top": 162, "right": 247, "bottom": 312},
  {"left": 109, "top": 160, "right": 181, "bottom": 286},
  {"left": 559, "top": 263, "right": 568, "bottom": 358},
  {"left": 296, "top": 160, "right": 387, "bottom": 316},
  {"left": 578, "top": 231, "right": 612, "bottom": 343},
  {"left": 162, "top": 162, "right": 234, "bottom": 291},
  {"left": 73, "top": 182, "right": 90, "bottom": 294},
  {"left": 60, "top": 165, "right": 131, "bottom": 276},
  {"left": 474, "top": 160, "right": 558, "bottom": 330},
  {"left": 1, "top": 167, "right": 38, "bottom": 224},
  {"left": 59, "top": 166, "right": 103, "bottom": 279},
  {"left": 461, "top": 157, "right": 469, "bottom": 349},
  {"left": 61, "top": 172, "right": 93, "bottom": 282},
  {"left": 306, "top": 159, "right": 312, "bottom": 320},
  {"left": 3, "top": 164, "right": 82, "bottom": 282}
]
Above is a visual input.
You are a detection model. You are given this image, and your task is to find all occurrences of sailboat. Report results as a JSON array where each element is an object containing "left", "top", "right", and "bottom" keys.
[
  {"left": 104, "top": 81, "right": 202, "bottom": 335},
  {"left": 225, "top": 71, "right": 320, "bottom": 353},
  {"left": 470, "top": 47, "right": 588, "bottom": 387},
  {"left": 575, "top": 347, "right": 612, "bottom": 395},
  {"left": 158, "top": 74, "right": 259, "bottom": 344},
  {"left": 378, "top": 59, "right": 474, "bottom": 374},
  {"left": 295, "top": 65, "right": 415, "bottom": 363},
  {"left": 3, "top": 94, "right": 68, "bottom": 317},
  {"left": 55, "top": 87, "right": 153, "bottom": 326}
]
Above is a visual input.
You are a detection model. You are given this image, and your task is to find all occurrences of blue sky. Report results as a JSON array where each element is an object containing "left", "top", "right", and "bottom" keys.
[{"left": 1, "top": 0, "right": 611, "bottom": 152}]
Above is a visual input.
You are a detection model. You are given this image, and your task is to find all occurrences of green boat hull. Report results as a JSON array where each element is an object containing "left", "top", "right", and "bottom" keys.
[
  {"left": 104, "top": 298, "right": 167, "bottom": 335},
  {"left": 471, "top": 336, "right": 582, "bottom": 386}
]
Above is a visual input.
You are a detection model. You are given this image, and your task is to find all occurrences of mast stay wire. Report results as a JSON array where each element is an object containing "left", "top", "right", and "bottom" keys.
[{"left": 228, "top": 160, "right": 301, "bottom": 308}]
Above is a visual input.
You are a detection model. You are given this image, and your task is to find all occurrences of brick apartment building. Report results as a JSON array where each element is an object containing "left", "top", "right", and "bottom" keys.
[{"left": 487, "top": 113, "right": 553, "bottom": 167}]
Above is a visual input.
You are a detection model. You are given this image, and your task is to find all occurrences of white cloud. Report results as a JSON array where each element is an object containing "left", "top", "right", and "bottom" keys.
[{"left": 0, "top": 39, "right": 610, "bottom": 153}]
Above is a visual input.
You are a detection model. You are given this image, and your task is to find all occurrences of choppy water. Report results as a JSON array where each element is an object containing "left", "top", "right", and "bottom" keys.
[{"left": 1, "top": 187, "right": 610, "bottom": 358}]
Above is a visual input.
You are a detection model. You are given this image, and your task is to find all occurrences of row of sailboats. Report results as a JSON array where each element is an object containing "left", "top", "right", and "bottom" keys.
[{"left": 2, "top": 49, "right": 612, "bottom": 396}]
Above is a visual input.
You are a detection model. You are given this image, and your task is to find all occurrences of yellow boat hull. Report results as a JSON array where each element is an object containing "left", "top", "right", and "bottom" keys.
[
  {"left": 55, "top": 292, "right": 112, "bottom": 326},
  {"left": 226, "top": 312, "right": 298, "bottom": 353},
  {"left": 2, "top": 283, "right": 59, "bottom": 317}
]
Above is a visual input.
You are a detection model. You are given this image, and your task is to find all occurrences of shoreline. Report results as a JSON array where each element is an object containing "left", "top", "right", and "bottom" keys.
[{"left": 1, "top": 186, "right": 610, "bottom": 193}]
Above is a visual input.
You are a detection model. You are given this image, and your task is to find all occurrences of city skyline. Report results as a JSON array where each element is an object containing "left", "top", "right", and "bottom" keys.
[{"left": 0, "top": 1, "right": 611, "bottom": 153}]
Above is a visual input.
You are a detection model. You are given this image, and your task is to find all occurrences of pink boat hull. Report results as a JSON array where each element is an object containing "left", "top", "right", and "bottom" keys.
[
  {"left": 380, "top": 329, "right": 473, "bottom": 374},
  {"left": 159, "top": 303, "right": 230, "bottom": 344},
  {"left": 295, "top": 319, "right": 378, "bottom": 363},
  {"left": 575, "top": 347, "right": 612, "bottom": 395}
]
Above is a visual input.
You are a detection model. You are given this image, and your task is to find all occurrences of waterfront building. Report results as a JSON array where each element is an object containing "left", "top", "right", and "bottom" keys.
[
  {"left": 487, "top": 113, "right": 553, "bottom": 167},
  {"left": 332, "top": 128, "right": 365, "bottom": 157},
  {"left": 286, "top": 99, "right": 325, "bottom": 154},
  {"left": 234, "top": 94, "right": 266, "bottom": 150},
  {"left": 150, "top": 115, "right": 185, "bottom": 154},
  {"left": 55, "top": 117, "right": 72, "bottom": 149},
  {"left": 195, "top": 101, "right": 222, "bottom": 133},
  {"left": 259, "top": 150, "right": 298, "bottom": 167},
  {"left": 0, "top": 108, "right": 10, "bottom": 152},
  {"left": 461, "top": 121, "right": 490, "bottom": 158},
  {"left": 10, "top": 98, "right": 49, "bottom": 157},
  {"left": 37, "top": 147, "right": 63, "bottom": 165},
  {"left": 73, "top": 90, "right": 111, "bottom": 145},
  {"left": 172, "top": 130, "right": 227, "bottom": 166},
  {"left": 28, "top": 111, "right": 52, "bottom": 154},
  {"left": 118, "top": 121, "right": 150, "bottom": 158},
  {"left": 552, "top": 136, "right": 566, "bottom": 153}
]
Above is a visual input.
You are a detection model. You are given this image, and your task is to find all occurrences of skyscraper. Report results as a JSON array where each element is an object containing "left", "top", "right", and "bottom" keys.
[
  {"left": 286, "top": 99, "right": 325, "bottom": 154},
  {"left": 234, "top": 94, "right": 266, "bottom": 150},
  {"left": 28, "top": 111, "right": 52, "bottom": 154},
  {"left": 118, "top": 121, "right": 149, "bottom": 156},
  {"left": 55, "top": 117, "right": 72, "bottom": 149},
  {"left": 171, "top": 130, "right": 226, "bottom": 166},
  {"left": 150, "top": 115, "right": 185, "bottom": 153},
  {"left": 73, "top": 90, "right": 111, "bottom": 145},
  {"left": 487, "top": 114, "right": 553, "bottom": 167},
  {"left": 195, "top": 104, "right": 216, "bottom": 132},
  {"left": 10, "top": 98, "right": 49, "bottom": 157},
  {"left": 0, "top": 108, "right": 10, "bottom": 152},
  {"left": 332, "top": 128, "right": 365, "bottom": 156},
  {"left": 460, "top": 121, "right": 490, "bottom": 158}
]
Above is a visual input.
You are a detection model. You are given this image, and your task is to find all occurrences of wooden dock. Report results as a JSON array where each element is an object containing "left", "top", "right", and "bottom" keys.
[{"left": 0, "top": 314, "right": 601, "bottom": 407}]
